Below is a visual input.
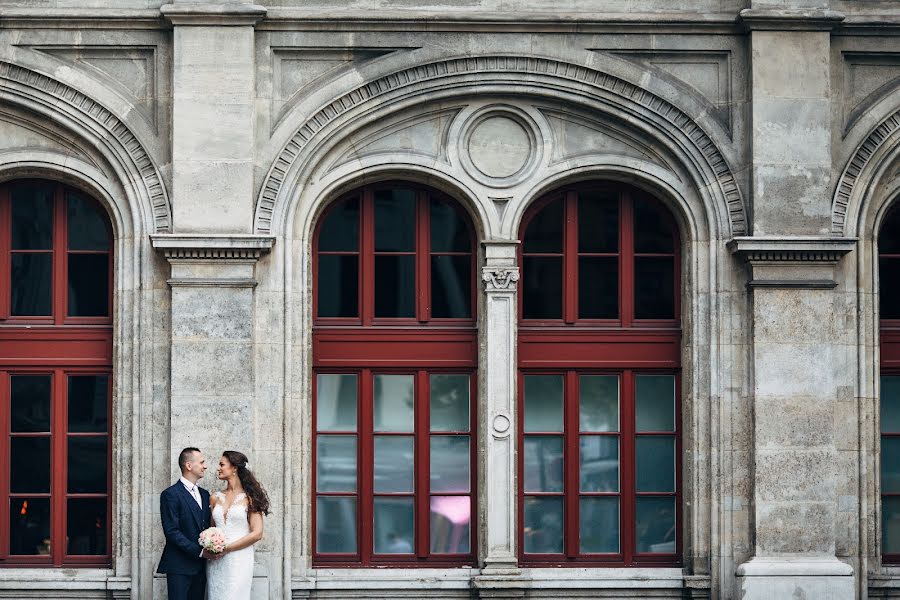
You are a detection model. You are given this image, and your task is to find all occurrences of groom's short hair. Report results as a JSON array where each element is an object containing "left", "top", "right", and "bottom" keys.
[{"left": 178, "top": 447, "right": 201, "bottom": 472}]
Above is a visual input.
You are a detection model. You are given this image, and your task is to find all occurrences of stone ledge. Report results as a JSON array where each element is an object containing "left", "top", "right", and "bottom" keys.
[
  {"left": 728, "top": 237, "right": 857, "bottom": 263},
  {"left": 160, "top": 3, "right": 266, "bottom": 26},
  {"left": 736, "top": 557, "right": 854, "bottom": 577},
  {"left": 739, "top": 8, "right": 845, "bottom": 31},
  {"left": 151, "top": 234, "right": 275, "bottom": 260}
]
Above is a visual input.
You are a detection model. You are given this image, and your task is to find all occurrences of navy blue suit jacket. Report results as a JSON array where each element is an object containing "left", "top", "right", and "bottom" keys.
[{"left": 157, "top": 481, "right": 211, "bottom": 575}]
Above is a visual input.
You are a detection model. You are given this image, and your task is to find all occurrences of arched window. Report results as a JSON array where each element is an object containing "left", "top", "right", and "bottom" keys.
[
  {"left": 0, "top": 179, "right": 112, "bottom": 566},
  {"left": 517, "top": 183, "right": 681, "bottom": 566},
  {"left": 312, "top": 183, "right": 477, "bottom": 566},
  {"left": 879, "top": 204, "right": 900, "bottom": 564}
]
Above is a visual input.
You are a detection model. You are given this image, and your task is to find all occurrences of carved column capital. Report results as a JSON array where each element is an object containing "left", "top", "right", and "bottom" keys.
[{"left": 482, "top": 267, "right": 520, "bottom": 292}]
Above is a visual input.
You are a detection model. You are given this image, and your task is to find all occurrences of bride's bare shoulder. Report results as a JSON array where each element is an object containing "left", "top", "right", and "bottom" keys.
[{"left": 210, "top": 492, "right": 220, "bottom": 506}]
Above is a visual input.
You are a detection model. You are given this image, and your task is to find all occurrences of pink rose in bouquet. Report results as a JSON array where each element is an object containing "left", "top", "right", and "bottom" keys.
[{"left": 199, "top": 526, "right": 226, "bottom": 554}]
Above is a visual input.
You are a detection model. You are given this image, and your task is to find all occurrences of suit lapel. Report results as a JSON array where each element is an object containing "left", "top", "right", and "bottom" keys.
[{"left": 176, "top": 481, "right": 204, "bottom": 530}]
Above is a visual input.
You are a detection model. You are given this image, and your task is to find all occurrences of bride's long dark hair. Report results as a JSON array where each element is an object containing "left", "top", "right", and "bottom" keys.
[{"left": 222, "top": 450, "right": 271, "bottom": 515}]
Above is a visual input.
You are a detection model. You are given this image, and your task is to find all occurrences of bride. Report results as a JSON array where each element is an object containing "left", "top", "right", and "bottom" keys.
[{"left": 207, "top": 450, "right": 270, "bottom": 600}]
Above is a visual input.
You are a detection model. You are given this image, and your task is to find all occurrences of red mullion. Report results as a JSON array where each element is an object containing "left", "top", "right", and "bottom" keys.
[
  {"left": 0, "top": 190, "right": 9, "bottom": 320},
  {"left": 51, "top": 368, "right": 65, "bottom": 566},
  {"left": 563, "top": 193, "right": 578, "bottom": 324},
  {"left": 415, "top": 371, "right": 429, "bottom": 558},
  {"left": 564, "top": 371, "right": 579, "bottom": 558},
  {"left": 0, "top": 370, "right": 8, "bottom": 560},
  {"left": 417, "top": 194, "right": 430, "bottom": 323},
  {"left": 621, "top": 192, "right": 635, "bottom": 328},
  {"left": 53, "top": 185, "right": 66, "bottom": 326},
  {"left": 358, "top": 369, "right": 373, "bottom": 564},
  {"left": 361, "top": 191, "right": 375, "bottom": 327},
  {"left": 621, "top": 369, "right": 635, "bottom": 564}
]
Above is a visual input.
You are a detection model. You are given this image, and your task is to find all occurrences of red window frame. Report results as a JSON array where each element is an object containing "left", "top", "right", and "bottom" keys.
[
  {"left": 517, "top": 183, "right": 682, "bottom": 567},
  {"left": 312, "top": 182, "right": 478, "bottom": 567},
  {"left": 0, "top": 180, "right": 113, "bottom": 567}
]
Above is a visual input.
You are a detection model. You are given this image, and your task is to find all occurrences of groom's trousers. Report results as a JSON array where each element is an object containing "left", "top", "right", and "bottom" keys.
[{"left": 166, "top": 571, "right": 206, "bottom": 600}]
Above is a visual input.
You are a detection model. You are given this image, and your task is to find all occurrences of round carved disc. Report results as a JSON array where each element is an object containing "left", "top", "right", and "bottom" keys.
[{"left": 467, "top": 116, "right": 531, "bottom": 178}]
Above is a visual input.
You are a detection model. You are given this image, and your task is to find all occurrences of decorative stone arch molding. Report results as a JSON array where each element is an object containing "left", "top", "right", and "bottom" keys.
[{"left": 255, "top": 55, "right": 747, "bottom": 239}]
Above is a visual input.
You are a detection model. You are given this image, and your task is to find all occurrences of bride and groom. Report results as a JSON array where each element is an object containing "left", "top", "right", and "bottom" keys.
[{"left": 157, "top": 447, "right": 271, "bottom": 600}]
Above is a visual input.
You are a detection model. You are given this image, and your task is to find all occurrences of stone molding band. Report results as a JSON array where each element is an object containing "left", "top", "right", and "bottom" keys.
[
  {"left": 151, "top": 234, "right": 276, "bottom": 260},
  {"left": 728, "top": 237, "right": 856, "bottom": 263}
]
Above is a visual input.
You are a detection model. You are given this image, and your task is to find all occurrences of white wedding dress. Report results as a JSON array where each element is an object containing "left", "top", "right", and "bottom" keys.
[{"left": 207, "top": 492, "right": 254, "bottom": 600}]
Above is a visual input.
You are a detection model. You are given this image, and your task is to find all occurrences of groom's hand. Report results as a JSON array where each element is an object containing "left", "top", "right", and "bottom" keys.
[{"left": 201, "top": 549, "right": 223, "bottom": 560}]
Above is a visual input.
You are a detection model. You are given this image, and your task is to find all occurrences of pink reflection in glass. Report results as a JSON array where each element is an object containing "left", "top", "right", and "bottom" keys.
[{"left": 429, "top": 495, "right": 471, "bottom": 554}]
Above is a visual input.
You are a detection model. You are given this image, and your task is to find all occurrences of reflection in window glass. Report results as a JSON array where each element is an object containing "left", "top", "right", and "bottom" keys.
[
  {"left": 635, "top": 497, "right": 676, "bottom": 553},
  {"left": 316, "top": 497, "right": 357, "bottom": 553},
  {"left": 523, "top": 497, "right": 563, "bottom": 554},
  {"left": 67, "top": 499, "right": 107, "bottom": 555},
  {"left": 523, "top": 257, "right": 562, "bottom": 320},
  {"left": 374, "top": 255, "right": 415, "bottom": 318},
  {"left": 373, "top": 497, "right": 414, "bottom": 554},
  {"left": 9, "top": 498, "right": 51, "bottom": 555},
  {"left": 430, "top": 436, "right": 470, "bottom": 493},
  {"left": 430, "top": 496, "right": 470, "bottom": 554},
  {"left": 580, "top": 497, "right": 619, "bottom": 553},
  {"left": 373, "top": 375, "right": 414, "bottom": 432},
  {"left": 68, "top": 254, "right": 109, "bottom": 317},
  {"left": 317, "top": 255, "right": 358, "bottom": 318},
  {"left": 524, "top": 375, "right": 563, "bottom": 432},
  {"left": 431, "top": 255, "right": 470, "bottom": 318},
  {"left": 11, "top": 253, "right": 52, "bottom": 316},
  {"left": 523, "top": 199, "right": 563, "bottom": 253},
  {"left": 374, "top": 189, "right": 416, "bottom": 252},
  {"left": 635, "top": 375, "right": 675, "bottom": 432},
  {"left": 316, "top": 436, "right": 357, "bottom": 493},
  {"left": 11, "top": 183, "right": 53, "bottom": 250},
  {"left": 318, "top": 198, "right": 359, "bottom": 252},
  {"left": 67, "top": 191, "right": 110, "bottom": 251},
  {"left": 11, "top": 375, "right": 51, "bottom": 433},
  {"left": 430, "top": 374, "right": 469, "bottom": 432},
  {"left": 317, "top": 374, "right": 357, "bottom": 431}
]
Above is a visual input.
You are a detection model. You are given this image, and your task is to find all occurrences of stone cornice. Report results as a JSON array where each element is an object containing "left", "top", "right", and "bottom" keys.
[
  {"left": 160, "top": 3, "right": 266, "bottom": 27},
  {"left": 151, "top": 234, "right": 275, "bottom": 260},
  {"left": 739, "top": 8, "right": 845, "bottom": 31},
  {"left": 728, "top": 237, "right": 857, "bottom": 263}
]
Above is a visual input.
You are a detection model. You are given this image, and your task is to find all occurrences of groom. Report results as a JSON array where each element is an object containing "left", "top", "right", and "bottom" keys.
[{"left": 157, "top": 447, "right": 216, "bottom": 600}]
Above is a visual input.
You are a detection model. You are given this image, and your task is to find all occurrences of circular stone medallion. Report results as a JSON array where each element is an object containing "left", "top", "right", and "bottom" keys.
[{"left": 467, "top": 116, "right": 532, "bottom": 179}]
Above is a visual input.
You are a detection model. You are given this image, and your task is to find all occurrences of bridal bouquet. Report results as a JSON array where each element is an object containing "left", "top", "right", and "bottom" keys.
[{"left": 199, "top": 527, "right": 226, "bottom": 554}]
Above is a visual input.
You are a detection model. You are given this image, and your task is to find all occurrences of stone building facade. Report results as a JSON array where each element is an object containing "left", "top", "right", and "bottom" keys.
[{"left": 1, "top": 0, "right": 900, "bottom": 598}]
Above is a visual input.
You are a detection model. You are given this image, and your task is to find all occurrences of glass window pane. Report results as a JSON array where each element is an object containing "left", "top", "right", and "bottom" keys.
[
  {"left": 318, "top": 197, "right": 359, "bottom": 252},
  {"left": 883, "top": 437, "right": 900, "bottom": 493},
  {"left": 316, "top": 496, "right": 357, "bottom": 553},
  {"left": 317, "top": 255, "right": 358, "bottom": 318},
  {"left": 68, "top": 375, "right": 108, "bottom": 433},
  {"left": 634, "top": 197, "right": 675, "bottom": 253},
  {"left": 522, "top": 256, "right": 562, "bottom": 320},
  {"left": 523, "top": 200, "right": 563, "bottom": 253},
  {"left": 579, "top": 375, "right": 618, "bottom": 432},
  {"left": 524, "top": 435, "right": 564, "bottom": 493},
  {"left": 524, "top": 375, "right": 563, "bottom": 432},
  {"left": 881, "top": 258, "right": 900, "bottom": 319},
  {"left": 578, "top": 257, "right": 617, "bottom": 319},
  {"left": 635, "top": 496, "right": 676, "bottom": 553},
  {"left": 635, "top": 257, "right": 675, "bottom": 320},
  {"left": 430, "top": 436, "right": 470, "bottom": 493},
  {"left": 11, "top": 182, "right": 53, "bottom": 250},
  {"left": 430, "top": 495, "right": 470, "bottom": 554},
  {"left": 374, "top": 436, "right": 414, "bottom": 493},
  {"left": 636, "top": 375, "right": 675, "bottom": 432},
  {"left": 374, "top": 255, "right": 415, "bottom": 318},
  {"left": 374, "top": 374, "right": 414, "bottom": 432},
  {"left": 580, "top": 497, "right": 619, "bottom": 553},
  {"left": 11, "top": 253, "right": 51, "bottom": 316},
  {"left": 882, "top": 376, "right": 900, "bottom": 432},
  {"left": 67, "top": 498, "right": 107, "bottom": 555},
  {"left": 579, "top": 436, "right": 619, "bottom": 492},
  {"left": 11, "top": 437, "right": 50, "bottom": 493},
  {"left": 374, "top": 188, "right": 416, "bottom": 251},
  {"left": 523, "top": 496, "right": 563, "bottom": 554},
  {"left": 636, "top": 436, "right": 675, "bottom": 493},
  {"left": 430, "top": 198, "right": 470, "bottom": 252},
  {"left": 11, "top": 375, "right": 51, "bottom": 432},
  {"left": 578, "top": 192, "right": 618, "bottom": 253},
  {"left": 884, "top": 496, "right": 900, "bottom": 555},
  {"left": 373, "top": 497, "right": 414, "bottom": 554},
  {"left": 67, "top": 191, "right": 110, "bottom": 251},
  {"left": 67, "top": 437, "right": 108, "bottom": 493},
  {"left": 68, "top": 254, "right": 109, "bottom": 317},
  {"left": 881, "top": 206, "right": 900, "bottom": 254},
  {"left": 316, "top": 436, "right": 357, "bottom": 492},
  {"left": 9, "top": 497, "right": 51, "bottom": 555},
  {"left": 316, "top": 374, "right": 357, "bottom": 431},
  {"left": 430, "top": 374, "right": 469, "bottom": 432},
  {"left": 431, "top": 255, "right": 471, "bottom": 318}
]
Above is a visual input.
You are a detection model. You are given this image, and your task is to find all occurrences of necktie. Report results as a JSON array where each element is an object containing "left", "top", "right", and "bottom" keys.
[{"left": 191, "top": 486, "right": 201, "bottom": 508}]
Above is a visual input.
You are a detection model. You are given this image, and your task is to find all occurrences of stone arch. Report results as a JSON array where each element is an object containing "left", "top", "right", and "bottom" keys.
[{"left": 255, "top": 55, "right": 746, "bottom": 239}]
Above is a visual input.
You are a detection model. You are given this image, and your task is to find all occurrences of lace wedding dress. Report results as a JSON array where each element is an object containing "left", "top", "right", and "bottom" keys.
[{"left": 207, "top": 492, "right": 254, "bottom": 600}]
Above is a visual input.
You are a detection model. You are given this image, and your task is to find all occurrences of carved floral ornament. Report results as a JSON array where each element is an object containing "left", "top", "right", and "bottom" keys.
[{"left": 482, "top": 267, "right": 520, "bottom": 292}]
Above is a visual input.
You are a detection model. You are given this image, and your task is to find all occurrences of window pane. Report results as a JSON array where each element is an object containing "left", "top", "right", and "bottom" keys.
[
  {"left": 430, "top": 374, "right": 469, "bottom": 432},
  {"left": 579, "top": 375, "right": 618, "bottom": 432},
  {"left": 68, "top": 254, "right": 109, "bottom": 317},
  {"left": 11, "top": 182, "right": 53, "bottom": 250},
  {"left": 635, "top": 375, "right": 675, "bottom": 432},
  {"left": 523, "top": 435, "right": 563, "bottom": 493},
  {"left": 316, "top": 496, "right": 357, "bottom": 553},
  {"left": 579, "top": 436, "right": 619, "bottom": 492},
  {"left": 431, "top": 255, "right": 471, "bottom": 318},
  {"left": 883, "top": 437, "right": 900, "bottom": 493},
  {"left": 11, "top": 253, "right": 51, "bottom": 316},
  {"left": 67, "top": 498, "right": 107, "bottom": 555},
  {"left": 634, "top": 197, "right": 675, "bottom": 253},
  {"left": 636, "top": 436, "right": 675, "bottom": 493},
  {"left": 316, "top": 436, "right": 357, "bottom": 492},
  {"left": 68, "top": 437, "right": 108, "bottom": 493},
  {"left": 635, "top": 257, "right": 675, "bottom": 320},
  {"left": 882, "top": 258, "right": 900, "bottom": 319},
  {"left": 316, "top": 374, "right": 357, "bottom": 431},
  {"left": 9, "top": 497, "right": 51, "bottom": 555},
  {"left": 430, "top": 436, "right": 470, "bottom": 493},
  {"left": 431, "top": 198, "right": 470, "bottom": 252},
  {"left": 374, "top": 188, "right": 416, "bottom": 251},
  {"left": 523, "top": 200, "right": 563, "bottom": 253},
  {"left": 67, "top": 191, "right": 110, "bottom": 251},
  {"left": 580, "top": 497, "right": 619, "bottom": 553},
  {"left": 374, "top": 436, "right": 414, "bottom": 493},
  {"left": 317, "top": 255, "right": 358, "bottom": 318},
  {"left": 578, "top": 192, "right": 618, "bottom": 253},
  {"left": 430, "top": 495, "right": 470, "bottom": 554},
  {"left": 523, "top": 497, "right": 563, "bottom": 554},
  {"left": 374, "top": 255, "right": 415, "bottom": 318},
  {"left": 635, "top": 497, "right": 676, "bottom": 553},
  {"left": 11, "top": 375, "right": 51, "bottom": 432},
  {"left": 373, "top": 374, "right": 414, "bottom": 432},
  {"left": 881, "top": 206, "right": 900, "bottom": 254},
  {"left": 373, "top": 497, "right": 414, "bottom": 554},
  {"left": 524, "top": 375, "right": 563, "bottom": 432},
  {"left": 68, "top": 375, "right": 108, "bottom": 433},
  {"left": 578, "top": 257, "right": 618, "bottom": 319},
  {"left": 884, "top": 496, "right": 900, "bottom": 555},
  {"left": 318, "top": 197, "right": 359, "bottom": 252},
  {"left": 522, "top": 257, "right": 562, "bottom": 319},
  {"left": 11, "top": 437, "right": 50, "bottom": 493},
  {"left": 882, "top": 376, "right": 900, "bottom": 432}
]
